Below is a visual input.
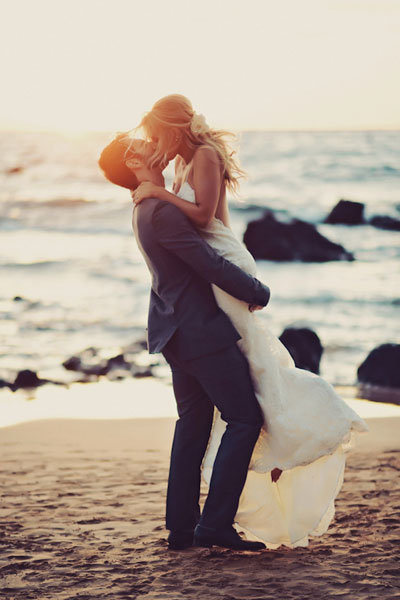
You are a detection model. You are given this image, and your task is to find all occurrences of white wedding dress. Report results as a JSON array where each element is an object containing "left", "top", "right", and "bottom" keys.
[{"left": 176, "top": 180, "right": 368, "bottom": 549}]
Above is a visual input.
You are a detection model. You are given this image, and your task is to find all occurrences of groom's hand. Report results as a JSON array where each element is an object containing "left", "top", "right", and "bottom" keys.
[{"left": 248, "top": 304, "right": 264, "bottom": 312}]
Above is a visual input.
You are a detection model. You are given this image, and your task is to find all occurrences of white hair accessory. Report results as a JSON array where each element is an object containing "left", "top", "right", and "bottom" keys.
[{"left": 190, "top": 113, "right": 210, "bottom": 135}]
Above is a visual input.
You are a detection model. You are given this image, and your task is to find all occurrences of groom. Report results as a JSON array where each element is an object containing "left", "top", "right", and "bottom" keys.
[{"left": 99, "top": 138, "right": 270, "bottom": 551}]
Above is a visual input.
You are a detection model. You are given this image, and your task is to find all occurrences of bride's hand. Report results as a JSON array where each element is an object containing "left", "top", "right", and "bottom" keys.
[{"left": 131, "top": 182, "right": 162, "bottom": 205}]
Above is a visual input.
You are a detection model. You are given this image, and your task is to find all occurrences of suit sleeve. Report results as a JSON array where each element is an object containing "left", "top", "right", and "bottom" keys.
[{"left": 152, "top": 202, "right": 270, "bottom": 307}]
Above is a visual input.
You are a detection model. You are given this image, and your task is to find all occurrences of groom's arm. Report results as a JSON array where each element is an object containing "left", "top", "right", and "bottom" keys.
[{"left": 152, "top": 201, "right": 270, "bottom": 308}]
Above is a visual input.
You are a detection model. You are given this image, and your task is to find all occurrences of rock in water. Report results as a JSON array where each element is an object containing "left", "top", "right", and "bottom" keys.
[
  {"left": 62, "top": 348, "right": 108, "bottom": 376},
  {"left": 13, "top": 370, "right": 44, "bottom": 389},
  {"left": 243, "top": 210, "right": 354, "bottom": 262},
  {"left": 324, "top": 199, "right": 365, "bottom": 225},
  {"left": 369, "top": 215, "right": 400, "bottom": 231},
  {"left": 279, "top": 328, "right": 323, "bottom": 374},
  {"left": 357, "top": 344, "right": 400, "bottom": 388},
  {"left": 106, "top": 354, "right": 131, "bottom": 371},
  {"left": 62, "top": 347, "right": 153, "bottom": 381},
  {"left": 62, "top": 356, "right": 82, "bottom": 371}
]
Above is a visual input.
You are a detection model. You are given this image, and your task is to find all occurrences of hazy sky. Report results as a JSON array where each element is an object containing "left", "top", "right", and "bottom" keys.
[{"left": 1, "top": 0, "right": 399, "bottom": 131}]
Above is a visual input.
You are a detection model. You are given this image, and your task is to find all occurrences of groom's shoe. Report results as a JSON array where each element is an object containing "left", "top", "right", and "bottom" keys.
[
  {"left": 167, "top": 529, "right": 194, "bottom": 550},
  {"left": 193, "top": 525, "right": 266, "bottom": 551}
]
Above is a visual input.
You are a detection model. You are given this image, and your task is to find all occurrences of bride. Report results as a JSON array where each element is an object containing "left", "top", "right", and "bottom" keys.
[{"left": 114, "top": 95, "right": 368, "bottom": 548}]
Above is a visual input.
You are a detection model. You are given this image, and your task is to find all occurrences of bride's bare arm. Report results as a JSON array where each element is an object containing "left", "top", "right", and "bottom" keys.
[{"left": 132, "top": 147, "right": 222, "bottom": 228}]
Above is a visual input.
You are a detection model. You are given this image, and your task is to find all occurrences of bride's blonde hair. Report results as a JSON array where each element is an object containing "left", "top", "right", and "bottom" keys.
[{"left": 139, "top": 94, "right": 245, "bottom": 194}]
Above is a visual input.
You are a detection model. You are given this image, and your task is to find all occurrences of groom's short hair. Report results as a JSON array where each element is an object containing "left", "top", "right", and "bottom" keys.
[{"left": 98, "top": 134, "right": 140, "bottom": 190}]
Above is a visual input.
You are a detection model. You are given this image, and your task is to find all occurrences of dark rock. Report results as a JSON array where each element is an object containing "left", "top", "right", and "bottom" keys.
[
  {"left": 0, "top": 379, "right": 11, "bottom": 389},
  {"left": 61, "top": 340, "right": 155, "bottom": 383},
  {"left": 357, "top": 344, "right": 400, "bottom": 388},
  {"left": 243, "top": 210, "right": 354, "bottom": 262},
  {"left": 62, "top": 355, "right": 107, "bottom": 376},
  {"left": 63, "top": 350, "right": 136, "bottom": 379},
  {"left": 369, "top": 215, "right": 400, "bottom": 231},
  {"left": 279, "top": 328, "right": 323, "bottom": 374},
  {"left": 62, "top": 347, "right": 108, "bottom": 376},
  {"left": 62, "top": 356, "right": 82, "bottom": 371},
  {"left": 132, "top": 366, "right": 153, "bottom": 378},
  {"left": 81, "top": 363, "right": 109, "bottom": 377},
  {"left": 324, "top": 199, "right": 365, "bottom": 225},
  {"left": 13, "top": 369, "right": 45, "bottom": 389},
  {"left": 13, "top": 296, "right": 24, "bottom": 302},
  {"left": 106, "top": 354, "right": 131, "bottom": 371}
]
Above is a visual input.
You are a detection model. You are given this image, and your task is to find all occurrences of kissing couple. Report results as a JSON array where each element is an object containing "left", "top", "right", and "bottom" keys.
[{"left": 99, "top": 94, "right": 368, "bottom": 552}]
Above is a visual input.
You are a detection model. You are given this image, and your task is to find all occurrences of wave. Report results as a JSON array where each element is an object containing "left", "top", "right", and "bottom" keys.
[
  {"left": 0, "top": 197, "right": 97, "bottom": 207},
  {"left": 231, "top": 201, "right": 266, "bottom": 213},
  {"left": 40, "top": 198, "right": 94, "bottom": 207},
  {"left": 1, "top": 260, "right": 68, "bottom": 269},
  {"left": 273, "top": 295, "right": 400, "bottom": 307}
]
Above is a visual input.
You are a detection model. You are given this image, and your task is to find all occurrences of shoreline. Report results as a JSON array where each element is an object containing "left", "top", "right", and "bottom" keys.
[{"left": 1, "top": 378, "right": 400, "bottom": 431}]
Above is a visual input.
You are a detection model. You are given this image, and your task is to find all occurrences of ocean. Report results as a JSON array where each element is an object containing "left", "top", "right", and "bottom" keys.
[{"left": 0, "top": 129, "right": 399, "bottom": 389}]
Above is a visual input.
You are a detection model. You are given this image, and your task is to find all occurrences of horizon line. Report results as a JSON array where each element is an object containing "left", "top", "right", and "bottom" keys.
[{"left": 0, "top": 126, "right": 400, "bottom": 135}]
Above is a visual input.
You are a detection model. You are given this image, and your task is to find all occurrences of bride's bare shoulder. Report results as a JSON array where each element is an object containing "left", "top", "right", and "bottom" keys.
[
  {"left": 193, "top": 145, "right": 219, "bottom": 164},
  {"left": 192, "top": 146, "right": 223, "bottom": 182}
]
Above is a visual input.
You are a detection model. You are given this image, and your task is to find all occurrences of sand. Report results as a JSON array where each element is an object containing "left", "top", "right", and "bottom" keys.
[{"left": 0, "top": 415, "right": 399, "bottom": 600}]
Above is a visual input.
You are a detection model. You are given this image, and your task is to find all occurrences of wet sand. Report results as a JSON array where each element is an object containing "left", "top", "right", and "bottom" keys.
[{"left": 0, "top": 416, "right": 399, "bottom": 599}]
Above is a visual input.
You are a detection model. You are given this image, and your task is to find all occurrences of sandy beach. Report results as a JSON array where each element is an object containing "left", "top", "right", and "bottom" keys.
[
  {"left": 1, "top": 410, "right": 399, "bottom": 600},
  {"left": 1, "top": 0, "right": 400, "bottom": 597}
]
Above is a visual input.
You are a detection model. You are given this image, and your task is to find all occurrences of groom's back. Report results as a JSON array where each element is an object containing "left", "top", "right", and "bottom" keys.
[{"left": 132, "top": 198, "right": 240, "bottom": 359}]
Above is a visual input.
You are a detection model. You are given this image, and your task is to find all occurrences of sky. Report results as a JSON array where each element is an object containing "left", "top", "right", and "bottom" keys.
[{"left": 1, "top": 0, "right": 399, "bottom": 132}]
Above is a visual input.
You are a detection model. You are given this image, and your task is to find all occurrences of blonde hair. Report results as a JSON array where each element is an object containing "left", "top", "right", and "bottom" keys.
[{"left": 139, "top": 94, "right": 245, "bottom": 194}]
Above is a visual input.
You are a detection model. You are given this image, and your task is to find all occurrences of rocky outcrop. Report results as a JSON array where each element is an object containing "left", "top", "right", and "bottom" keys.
[
  {"left": 279, "top": 327, "right": 323, "bottom": 374},
  {"left": 324, "top": 200, "right": 400, "bottom": 231},
  {"left": 1, "top": 337, "right": 154, "bottom": 394},
  {"left": 62, "top": 346, "right": 153, "bottom": 380},
  {"left": 243, "top": 210, "right": 354, "bottom": 262},
  {"left": 12, "top": 369, "right": 49, "bottom": 390},
  {"left": 369, "top": 215, "right": 400, "bottom": 231},
  {"left": 357, "top": 344, "right": 400, "bottom": 388},
  {"left": 324, "top": 199, "right": 365, "bottom": 225},
  {"left": 62, "top": 348, "right": 109, "bottom": 377}
]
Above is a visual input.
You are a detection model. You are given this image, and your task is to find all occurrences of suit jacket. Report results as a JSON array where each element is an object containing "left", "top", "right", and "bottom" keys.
[{"left": 132, "top": 197, "right": 270, "bottom": 360}]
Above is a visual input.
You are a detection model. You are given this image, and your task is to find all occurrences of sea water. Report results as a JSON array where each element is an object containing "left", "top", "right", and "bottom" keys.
[{"left": 0, "top": 130, "right": 399, "bottom": 387}]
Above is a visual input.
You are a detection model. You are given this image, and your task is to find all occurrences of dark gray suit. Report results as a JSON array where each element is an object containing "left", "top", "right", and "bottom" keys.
[{"left": 132, "top": 198, "right": 270, "bottom": 533}]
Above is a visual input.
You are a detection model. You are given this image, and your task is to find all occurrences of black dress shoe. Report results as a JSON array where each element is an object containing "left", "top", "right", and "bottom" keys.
[
  {"left": 193, "top": 525, "right": 266, "bottom": 551},
  {"left": 167, "top": 530, "right": 194, "bottom": 550}
]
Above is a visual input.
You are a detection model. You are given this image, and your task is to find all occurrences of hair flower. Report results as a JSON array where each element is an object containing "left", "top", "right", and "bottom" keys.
[{"left": 190, "top": 113, "right": 210, "bottom": 135}]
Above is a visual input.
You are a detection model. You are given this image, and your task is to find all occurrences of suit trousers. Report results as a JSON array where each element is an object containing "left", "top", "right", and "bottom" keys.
[{"left": 162, "top": 342, "right": 263, "bottom": 533}]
